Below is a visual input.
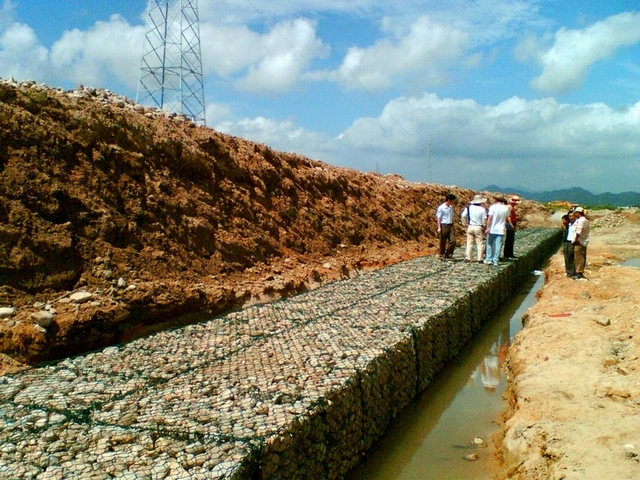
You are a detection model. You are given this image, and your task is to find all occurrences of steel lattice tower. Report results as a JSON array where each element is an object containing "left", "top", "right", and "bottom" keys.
[{"left": 137, "top": 0, "right": 206, "bottom": 125}]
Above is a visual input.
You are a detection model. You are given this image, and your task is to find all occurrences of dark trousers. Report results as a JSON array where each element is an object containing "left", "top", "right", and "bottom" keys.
[
  {"left": 503, "top": 228, "right": 516, "bottom": 257},
  {"left": 563, "top": 241, "right": 575, "bottom": 276},
  {"left": 439, "top": 224, "right": 455, "bottom": 256}
]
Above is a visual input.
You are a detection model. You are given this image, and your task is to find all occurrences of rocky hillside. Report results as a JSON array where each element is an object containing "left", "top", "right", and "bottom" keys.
[{"left": 0, "top": 78, "right": 549, "bottom": 373}]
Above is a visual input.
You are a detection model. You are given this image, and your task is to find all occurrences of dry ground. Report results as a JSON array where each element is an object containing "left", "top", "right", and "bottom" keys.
[{"left": 494, "top": 208, "right": 640, "bottom": 479}]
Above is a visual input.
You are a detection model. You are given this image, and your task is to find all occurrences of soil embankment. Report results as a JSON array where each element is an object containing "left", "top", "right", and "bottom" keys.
[
  {"left": 495, "top": 209, "right": 640, "bottom": 479},
  {"left": 0, "top": 78, "right": 551, "bottom": 373}
]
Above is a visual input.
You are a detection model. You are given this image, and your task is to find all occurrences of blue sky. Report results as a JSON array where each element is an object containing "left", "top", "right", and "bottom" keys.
[{"left": 1, "top": 0, "right": 639, "bottom": 193}]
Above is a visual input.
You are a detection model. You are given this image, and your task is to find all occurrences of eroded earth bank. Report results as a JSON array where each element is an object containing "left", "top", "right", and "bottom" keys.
[{"left": 494, "top": 209, "right": 640, "bottom": 479}]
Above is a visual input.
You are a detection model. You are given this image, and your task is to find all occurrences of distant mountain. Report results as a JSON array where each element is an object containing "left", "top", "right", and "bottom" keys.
[{"left": 482, "top": 185, "right": 640, "bottom": 207}]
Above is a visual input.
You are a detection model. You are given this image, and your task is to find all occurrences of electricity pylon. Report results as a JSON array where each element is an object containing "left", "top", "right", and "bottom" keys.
[{"left": 137, "top": 0, "right": 206, "bottom": 125}]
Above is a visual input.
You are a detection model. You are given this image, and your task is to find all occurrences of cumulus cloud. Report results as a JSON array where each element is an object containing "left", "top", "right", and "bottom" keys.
[
  {"left": 525, "top": 12, "right": 640, "bottom": 93},
  {"left": 0, "top": 22, "right": 49, "bottom": 81},
  {"left": 205, "top": 102, "right": 232, "bottom": 124},
  {"left": 49, "top": 15, "right": 144, "bottom": 88},
  {"left": 219, "top": 93, "right": 640, "bottom": 192},
  {"left": 215, "top": 116, "right": 331, "bottom": 157},
  {"left": 234, "top": 19, "right": 329, "bottom": 94},
  {"left": 200, "top": 18, "right": 328, "bottom": 94},
  {"left": 1, "top": 0, "right": 16, "bottom": 30},
  {"left": 0, "top": 12, "right": 144, "bottom": 89},
  {"left": 314, "top": 15, "right": 470, "bottom": 91}
]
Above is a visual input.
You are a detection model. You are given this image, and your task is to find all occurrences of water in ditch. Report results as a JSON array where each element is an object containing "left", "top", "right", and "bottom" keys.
[
  {"left": 350, "top": 272, "right": 545, "bottom": 480},
  {"left": 621, "top": 257, "right": 640, "bottom": 268}
]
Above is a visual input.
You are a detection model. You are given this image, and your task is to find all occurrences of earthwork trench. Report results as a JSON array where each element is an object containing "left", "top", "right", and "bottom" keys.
[{"left": 0, "top": 228, "right": 561, "bottom": 479}]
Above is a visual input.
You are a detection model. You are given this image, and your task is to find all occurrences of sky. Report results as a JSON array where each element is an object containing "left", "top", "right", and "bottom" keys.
[{"left": 1, "top": 0, "right": 639, "bottom": 194}]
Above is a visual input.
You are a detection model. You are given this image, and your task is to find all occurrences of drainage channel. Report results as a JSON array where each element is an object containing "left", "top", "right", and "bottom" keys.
[{"left": 350, "top": 272, "right": 545, "bottom": 480}]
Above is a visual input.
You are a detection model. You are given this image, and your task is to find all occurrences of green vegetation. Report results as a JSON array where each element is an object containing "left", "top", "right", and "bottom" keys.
[{"left": 583, "top": 204, "right": 620, "bottom": 211}]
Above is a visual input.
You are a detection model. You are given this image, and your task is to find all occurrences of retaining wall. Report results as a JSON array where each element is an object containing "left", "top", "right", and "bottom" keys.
[{"left": 0, "top": 228, "right": 561, "bottom": 480}]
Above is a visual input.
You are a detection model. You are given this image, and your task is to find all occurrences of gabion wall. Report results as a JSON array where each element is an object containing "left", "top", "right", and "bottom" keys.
[{"left": 0, "top": 228, "right": 561, "bottom": 480}]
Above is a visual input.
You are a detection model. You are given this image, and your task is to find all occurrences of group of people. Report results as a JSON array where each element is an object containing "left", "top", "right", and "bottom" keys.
[
  {"left": 435, "top": 193, "right": 521, "bottom": 266},
  {"left": 435, "top": 193, "right": 592, "bottom": 279},
  {"left": 561, "top": 206, "right": 590, "bottom": 279}
]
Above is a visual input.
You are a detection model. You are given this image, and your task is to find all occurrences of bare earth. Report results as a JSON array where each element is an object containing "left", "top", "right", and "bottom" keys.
[
  {"left": 4, "top": 80, "right": 640, "bottom": 479},
  {"left": 495, "top": 209, "right": 640, "bottom": 479},
  {"left": 0, "top": 79, "right": 549, "bottom": 374}
]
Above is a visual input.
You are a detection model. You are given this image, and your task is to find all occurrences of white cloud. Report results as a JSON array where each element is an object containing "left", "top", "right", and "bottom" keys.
[
  {"left": 234, "top": 19, "right": 329, "bottom": 94},
  {"left": 200, "top": 18, "right": 328, "bottom": 94},
  {"left": 0, "top": 22, "right": 49, "bottom": 81},
  {"left": 527, "top": 12, "right": 640, "bottom": 93},
  {"left": 0, "top": 0, "right": 16, "bottom": 30},
  {"left": 200, "top": 23, "right": 264, "bottom": 78},
  {"left": 49, "top": 15, "right": 144, "bottom": 88},
  {"left": 199, "top": 0, "right": 421, "bottom": 24},
  {"left": 218, "top": 93, "right": 640, "bottom": 192},
  {"left": 205, "top": 102, "right": 232, "bottom": 124},
  {"left": 316, "top": 15, "right": 470, "bottom": 91},
  {"left": 215, "top": 116, "right": 331, "bottom": 157}
]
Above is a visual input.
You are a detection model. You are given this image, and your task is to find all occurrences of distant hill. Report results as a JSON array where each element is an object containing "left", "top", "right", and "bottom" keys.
[{"left": 483, "top": 185, "right": 640, "bottom": 207}]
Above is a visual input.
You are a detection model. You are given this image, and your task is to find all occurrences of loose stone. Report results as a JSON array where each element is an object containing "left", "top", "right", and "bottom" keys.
[
  {"left": 31, "top": 310, "right": 54, "bottom": 328},
  {"left": 70, "top": 291, "right": 93, "bottom": 303},
  {"left": 0, "top": 307, "right": 16, "bottom": 318}
]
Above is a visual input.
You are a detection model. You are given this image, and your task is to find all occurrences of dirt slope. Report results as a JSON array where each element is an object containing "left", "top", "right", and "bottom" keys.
[{"left": 0, "top": 78, "right": 551, "bottom": 373}]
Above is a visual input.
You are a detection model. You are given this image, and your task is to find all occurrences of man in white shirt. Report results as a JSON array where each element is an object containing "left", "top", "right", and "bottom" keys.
[
  {"left": 460, "top": 194, "right": 488, "bottom": 263},
  {"left": 435, "top": 193, "right": 457, "bottom": 259},
  {"left": 483, "top": 197, "right": 513, "bottom": 266},
  {"left": 571, "top": 207, "right": 590, "bottom": 279}
]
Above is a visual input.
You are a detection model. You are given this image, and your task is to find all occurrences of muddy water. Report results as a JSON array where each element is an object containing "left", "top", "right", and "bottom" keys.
[
  {"left": 350, "top": 273, "right": 545, "bottom": 480},
  {"left": 621, "top": 257, "right": 640, "bottom": 267}
]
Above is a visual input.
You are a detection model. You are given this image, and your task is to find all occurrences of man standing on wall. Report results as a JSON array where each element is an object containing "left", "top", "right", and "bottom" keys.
[
  {"left": 460, "top": 194, "right": 487, "bottom": 263},
  {"left": 572, "top": 207, "right": 590, "bottom": 279},
  {"left": 484, "top": 197, "right": 513, "bottom": 266},
  {"left": 436, "top": 193, "right": 457, "bottom": 260},
  {"left": 503, "top": 196, "right": 520, "bottom": 259}
]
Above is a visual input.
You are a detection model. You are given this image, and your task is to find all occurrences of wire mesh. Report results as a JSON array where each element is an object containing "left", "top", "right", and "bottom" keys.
[{"left": 0, "top": 228, "right": 561, "bottom": 479}]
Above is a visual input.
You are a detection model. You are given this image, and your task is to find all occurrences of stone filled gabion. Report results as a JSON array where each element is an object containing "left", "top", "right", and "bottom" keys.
[{"left": 0, "top": 228, "right": 561, "bottom": 480}]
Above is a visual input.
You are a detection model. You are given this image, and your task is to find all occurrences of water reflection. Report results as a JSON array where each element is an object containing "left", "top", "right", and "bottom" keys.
[
  {"left": 476, "top": 333, "right": 508, "bottom": 392},
  {"left": 350, "top": 274, "right": 544, "bottom": 480}
]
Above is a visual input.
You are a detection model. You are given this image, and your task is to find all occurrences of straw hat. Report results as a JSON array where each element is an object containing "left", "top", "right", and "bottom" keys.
[
  {"left": 510, "top": 195, "right": 521, "bottom": 203},
  {"left": 470, "top": 194, "right": 487, "bottom": 204}
]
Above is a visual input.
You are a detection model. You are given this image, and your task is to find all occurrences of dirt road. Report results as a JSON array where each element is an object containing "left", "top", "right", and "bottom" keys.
[{"left": 495, "top": 209, "right": 640, "bottom": 479}]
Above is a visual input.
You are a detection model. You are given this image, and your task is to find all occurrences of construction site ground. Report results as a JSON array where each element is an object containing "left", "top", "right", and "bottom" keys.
[{"left": 495, "top": 208, "right": 640, "bottom": 479}]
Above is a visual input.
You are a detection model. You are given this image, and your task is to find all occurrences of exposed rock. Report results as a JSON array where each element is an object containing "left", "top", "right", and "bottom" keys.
[
  {"left": 69, "top": 292, "right": 93, "bottom": 304},
  {"left": 30, "top": 311, "right": 54, "bottom": 328}
]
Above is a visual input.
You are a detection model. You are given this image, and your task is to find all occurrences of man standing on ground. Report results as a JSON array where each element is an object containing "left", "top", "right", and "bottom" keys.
[
  {"left": 460, "top": 194, "right": 487, "bottom": 263},
  {"left": 503, "top": 196, "right": 520, "bottom": 258},
  {"left": 562, "top": 213, "right": 576, "bottom": 277},
  {"left": 572, "top": 207, "right": 590, "bottom": 279},
  {"left": 436, "top": 193, "right": 457, "bottom": 259},
  {"left": 484, "top": 197, "right": 513, "bottom": 266}
]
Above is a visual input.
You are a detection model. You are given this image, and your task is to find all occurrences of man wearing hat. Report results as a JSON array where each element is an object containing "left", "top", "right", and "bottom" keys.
[
  {"left": 503, "top": 196, "right": 521, "bottom": 258},
  {"left": 460, "top": 194, "right": 488, "bottom": 263},
  {"left": 571, "top": 207, "right": 590, "bottom": 279}
]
